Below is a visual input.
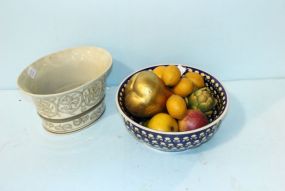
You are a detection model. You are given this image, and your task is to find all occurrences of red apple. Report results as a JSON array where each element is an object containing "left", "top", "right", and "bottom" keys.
[{"left": 178, "top": 109, "right": 208, "bottom": 131}]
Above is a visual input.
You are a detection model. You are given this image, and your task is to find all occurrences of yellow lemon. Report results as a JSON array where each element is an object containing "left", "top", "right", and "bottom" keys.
[
  {"left": 172, "top": 77, "right": 194, "bottom": 97},
  {"left": 162, "top": 65, "right": 181, "bottom": 86},
  {"left": 152, "top": 66, "right": 166, "bottom": 79},
  {"left": 185, "top": 72, "right": 205, "bottom": 88},
  {"left": 166, "top": 94, "right": 187, "bottom": 120},
  {"left": 148, "top": 113, "right": 178, "bottom": 132}
]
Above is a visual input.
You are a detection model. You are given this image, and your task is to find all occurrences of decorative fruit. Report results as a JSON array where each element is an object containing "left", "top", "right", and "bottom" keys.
[
  {"left": 185, "top": 71, "right": 205, "bottom": 88},
  {"left": 152, "top": 66, "right": 166, "bottom": 79},
  {"left": 187, "top": 87, "right": 216, "bottom": 113},
  {"left": 162, "top": 65, "right": 181, "bottom": 86},
  {"left": 172, "top": 77, "right": 194, "bottom": 97},
  {"left": 124, "top": 71, "right": 171, "bottom": 117},
  {"left": 148, "top": 113, "right": 178, "bottom": 132},
  {"left": 166, "top": 94, "right": 187, "bottom": 120},
  {"left": 178, "top": 109, "right": 208, "bottom": 131}
]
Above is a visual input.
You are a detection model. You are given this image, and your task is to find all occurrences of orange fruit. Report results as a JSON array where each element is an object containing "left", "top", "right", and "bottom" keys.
[
  {"left": 166, "top": 94, "right": 187, "bottom": 120},
  {"left": 172, "top": 77, "right": 194, "bottom": 97},
  {"left": 148, "top": 113, "right": 178, "bottom": 132},
  {"left": 185, "top": 72, "right": 205, "bottom": 88},
  {"left": 162, "top": 65, "right": 181, "bottom": 86},
  {"left": 152, "top": 66, "right": 166, "bottom": 79}
]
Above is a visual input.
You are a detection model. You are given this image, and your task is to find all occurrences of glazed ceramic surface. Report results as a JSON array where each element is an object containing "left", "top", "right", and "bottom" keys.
[
  {"left": 17, "top": 47, "right": 112, "bottom": 133},
  {"left": 116, "top": 65, "right": 228, "bottom": 152}
]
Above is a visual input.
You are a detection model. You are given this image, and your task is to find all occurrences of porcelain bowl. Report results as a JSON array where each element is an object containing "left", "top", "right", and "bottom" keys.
[
  {"left": 116, "top": 65, "right": 228, "bottom": 152},
  {"left": 17, "top": 47, "right": 112, "bottom": 133}
]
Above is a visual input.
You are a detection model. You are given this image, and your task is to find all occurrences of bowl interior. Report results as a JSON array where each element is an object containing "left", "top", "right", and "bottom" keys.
[
  {"left": 17, "top": 47, "right": 112, "bottom": 95},
  {"left": 117, "top": 65, "right": 228, "bottom": 133}
]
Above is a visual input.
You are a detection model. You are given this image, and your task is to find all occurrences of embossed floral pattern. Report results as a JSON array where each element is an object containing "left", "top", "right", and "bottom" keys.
[
  {"left": 43, "top": 100, "right": 105, "bottom": 133},
  {"left": 37, "top": 98, "right": 58, "bottom": 118},
  {"left": 58, "top": 92, "right": 82, "bottom": 114},
  {"left": 35, "top": 74, "right": 105, "bottom": 119},
  {"left": 83, "top": 80, "right": 104, "bottom": 107}
]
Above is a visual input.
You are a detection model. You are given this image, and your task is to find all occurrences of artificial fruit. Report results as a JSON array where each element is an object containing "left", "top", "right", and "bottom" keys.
[
  {"left": 148, "top": 113, "right": 178, "bottom": 132},
  {"left": 187, "top": 87, "right": 216, "bottom": 113},
  {"left": 178, "top": 109, "right": 208, "bottom": 131},
  {"left": 124, "top": 71, "right": 171, "bottom": 117}
]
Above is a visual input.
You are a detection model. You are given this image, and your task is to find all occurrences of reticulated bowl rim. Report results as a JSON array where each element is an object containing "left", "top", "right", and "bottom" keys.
[{"left": 116, "top": 64, "right": 229, "bottom": 135}]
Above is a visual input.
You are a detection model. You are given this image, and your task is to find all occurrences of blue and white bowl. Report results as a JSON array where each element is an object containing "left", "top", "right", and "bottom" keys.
[{"left": 116, "top": 65, "right": 228, "bottom": 152}]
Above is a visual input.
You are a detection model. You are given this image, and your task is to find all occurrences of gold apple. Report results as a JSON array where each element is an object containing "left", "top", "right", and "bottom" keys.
[{"left": 124, "top": 71, "right": 171, "bottom": 117}]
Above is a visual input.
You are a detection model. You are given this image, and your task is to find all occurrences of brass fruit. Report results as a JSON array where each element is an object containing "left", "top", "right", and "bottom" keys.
[{"left": 124, "top": 71, "right": 171, "bottom": 117}]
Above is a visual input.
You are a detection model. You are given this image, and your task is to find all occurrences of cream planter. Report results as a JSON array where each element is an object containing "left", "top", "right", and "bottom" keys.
[{"left": 17, "top": 47, "right": 112, "bottom": 133}]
